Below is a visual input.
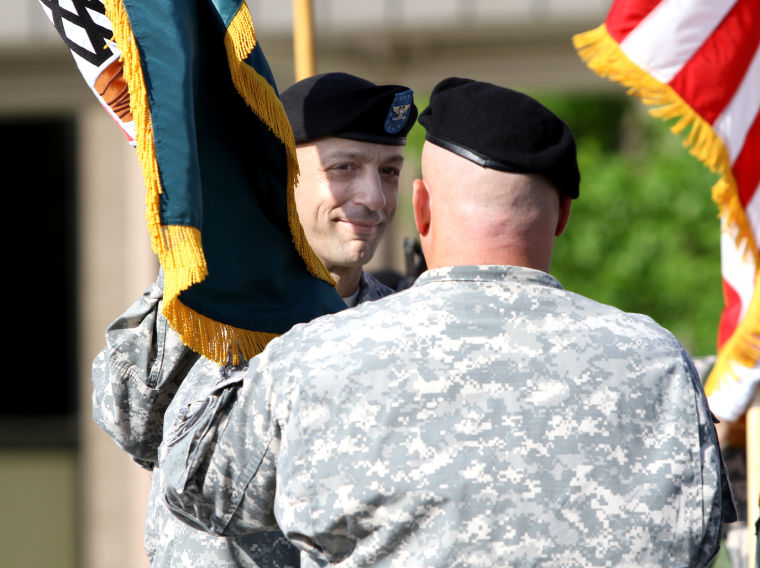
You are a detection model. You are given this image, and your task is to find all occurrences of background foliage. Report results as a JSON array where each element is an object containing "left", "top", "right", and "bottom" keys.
[
  {"left": 544, "top": 92, "right": 723, "bottom": 358},
  {"left": 404, "top": 92, "right": 724, "bottom": 358}
]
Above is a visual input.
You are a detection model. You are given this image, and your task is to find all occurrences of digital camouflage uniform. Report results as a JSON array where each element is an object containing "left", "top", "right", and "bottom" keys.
[
  {"left": 160, "top": 265, "right": 735, "bottom": 568},
  {"left": 91, "top": 269, "right": 392, "bottom": 567}
]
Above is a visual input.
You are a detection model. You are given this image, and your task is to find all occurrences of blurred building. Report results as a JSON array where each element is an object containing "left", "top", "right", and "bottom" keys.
[{"left": 0, "top": 1, "right": 610, "bottom": 566}]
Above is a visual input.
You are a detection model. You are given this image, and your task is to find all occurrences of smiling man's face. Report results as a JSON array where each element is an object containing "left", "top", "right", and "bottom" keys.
[{"left": 295, "top": 137, "right": 404, "bottom": 272}]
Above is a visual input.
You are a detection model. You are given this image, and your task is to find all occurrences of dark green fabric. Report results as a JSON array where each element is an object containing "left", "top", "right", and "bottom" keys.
[{"left": 124, "top": 0, "right": 344, "bottom": 334}]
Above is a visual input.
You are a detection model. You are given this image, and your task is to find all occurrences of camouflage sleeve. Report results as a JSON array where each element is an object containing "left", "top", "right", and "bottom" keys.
[
  {"left": 160, "top": 356, "right": 284, "bottom": 539},
  {"left": 92, "top": 269, "right": 200, "bottom": 467},
  {"left": 683, "top": 348, "right": 738, "bottom": 566}
]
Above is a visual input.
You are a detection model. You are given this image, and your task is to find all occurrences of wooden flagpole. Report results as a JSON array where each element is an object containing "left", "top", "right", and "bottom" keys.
[
  {"left": 292, "top": 0, "right": 315, "bottom": 81},
  {"left": 749, "top": 386, "right": 759, "bottom": 568}
]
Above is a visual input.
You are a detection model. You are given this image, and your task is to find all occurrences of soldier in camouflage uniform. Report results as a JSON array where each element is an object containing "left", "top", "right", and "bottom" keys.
[
  {"left": 91, "top": 73, "right": 417, "bottom": 567},
  {"left": 159, "top": 78, "right": 736, "bottom": 567}
]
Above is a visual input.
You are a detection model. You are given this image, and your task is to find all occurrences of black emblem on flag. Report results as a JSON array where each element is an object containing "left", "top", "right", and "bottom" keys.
[{"left": 39, "top": 0, "right": 112, "bottom": 67}]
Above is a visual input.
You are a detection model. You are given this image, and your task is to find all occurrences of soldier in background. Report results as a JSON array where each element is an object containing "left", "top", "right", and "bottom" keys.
[
  {"left": 91, "top": 72, "right": 416, "bottom": 567},
  {"left": 160, "top": 78, "right": 735, "bottom": 567}
]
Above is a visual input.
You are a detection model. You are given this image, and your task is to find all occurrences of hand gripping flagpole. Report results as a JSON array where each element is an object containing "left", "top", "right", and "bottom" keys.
[{"left": 292, "top": 0, "right": 315, "bottom": 80}]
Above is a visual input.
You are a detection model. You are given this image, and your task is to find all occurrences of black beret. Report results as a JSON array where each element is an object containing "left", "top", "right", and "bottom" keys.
[
  {"left": 281, "top": 72, "right": 418, "bottom": 146},
  {"left": 418, "top": 77, "right": 580, "bottom": 199}
]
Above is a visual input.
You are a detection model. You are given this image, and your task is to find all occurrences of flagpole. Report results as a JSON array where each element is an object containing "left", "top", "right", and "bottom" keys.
[
  {"left": 292, "top": 0, "right": 315, "bottom": 81},
  {"left": 749, "top": 387, "right": 760, "bottom": 568}
]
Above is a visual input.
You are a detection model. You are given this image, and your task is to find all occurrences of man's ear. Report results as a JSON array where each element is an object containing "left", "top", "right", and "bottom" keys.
[
  {"left": 555, "top": 195, "right": 572, "bottom": 236},
  {"left": 412, "top": 178, "right": 431, "bottom": 237}
]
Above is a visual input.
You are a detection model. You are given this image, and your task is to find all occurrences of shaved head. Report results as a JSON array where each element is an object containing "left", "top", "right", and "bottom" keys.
[{"left": 413, "top": 142, "right": 572, "bottom": 272}]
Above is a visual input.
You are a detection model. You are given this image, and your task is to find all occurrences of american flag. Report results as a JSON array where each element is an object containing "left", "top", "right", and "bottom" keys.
[{"left": 574, "top": 0, "right": 760, "bottom": 422}]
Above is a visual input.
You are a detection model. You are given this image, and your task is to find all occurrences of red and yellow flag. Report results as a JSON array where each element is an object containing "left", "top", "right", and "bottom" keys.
[{"left": 574, "top": 0, "right": 760, "bottom": 422}]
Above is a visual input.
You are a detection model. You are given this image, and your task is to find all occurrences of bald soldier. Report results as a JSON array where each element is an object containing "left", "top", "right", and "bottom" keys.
[
  {"left": 159, "top": 78, "right": 735, "bottom": 567},
  {"left": 91, "top": 73, "right": 417, "bottom": 567}
]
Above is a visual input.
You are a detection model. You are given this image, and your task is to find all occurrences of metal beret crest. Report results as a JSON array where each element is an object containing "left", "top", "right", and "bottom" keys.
[{"left": 384, "top": 90, "right": 413, "bottom": 134}]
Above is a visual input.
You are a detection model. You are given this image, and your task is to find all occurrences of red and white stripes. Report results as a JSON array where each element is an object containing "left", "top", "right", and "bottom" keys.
[{"left": 574, "top": 0, "right": 760, "bottom": 421}]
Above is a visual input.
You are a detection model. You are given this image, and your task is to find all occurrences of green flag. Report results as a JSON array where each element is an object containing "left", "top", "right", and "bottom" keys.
[{"left": 51, "top": 0, "right": 345, "bottom": 363}]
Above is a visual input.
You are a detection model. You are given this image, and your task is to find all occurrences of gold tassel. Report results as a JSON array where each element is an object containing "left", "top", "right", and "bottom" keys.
[
  {"left": 573, "top": 24, "right": 760, "bottom": 391},
  {"left": 103, "top": 0, "right": 291, "bottom": 365},
  {"left": 163, "top": 299, "right": 279, "bottom": 366},
  {"left": 707, "top": 269, "right": 760, "bottom": 396},
  {"left": 223, "top": 1, "right": 335, "bottom": 287}
]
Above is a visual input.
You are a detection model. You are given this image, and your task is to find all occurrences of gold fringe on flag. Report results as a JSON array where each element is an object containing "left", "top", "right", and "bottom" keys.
[
  {"left": 223, "top": 1, "right": 334, "bottom": 286},
  {"left": 573, "top": 24, "right": 760, "bottom": 393},
  {"left": 103, "top": 0, "right": 208, "bottom": 303},
  {"left": 103, "top": 0, "right": 330, "bottom": 365}
]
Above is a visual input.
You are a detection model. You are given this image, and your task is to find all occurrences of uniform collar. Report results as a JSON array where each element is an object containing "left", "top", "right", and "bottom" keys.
[
  {"left": 356, "top": 270, "right": 394, "bottom": 304},
  {"left": 342, "top": 286, "right": 361, "bottom": 307},
  {"left": 412, "top": 265, "right": 563, "bottom": 290}
]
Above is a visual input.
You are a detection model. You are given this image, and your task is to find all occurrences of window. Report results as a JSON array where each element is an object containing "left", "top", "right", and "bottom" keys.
[{"left": 0, "top": 116, "right": 77, "bottom": 445}]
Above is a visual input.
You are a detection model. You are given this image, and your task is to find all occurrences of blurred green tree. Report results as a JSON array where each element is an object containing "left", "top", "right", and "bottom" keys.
[{"left": 540, "top": 92, "right": 722, "bottom": 357}]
